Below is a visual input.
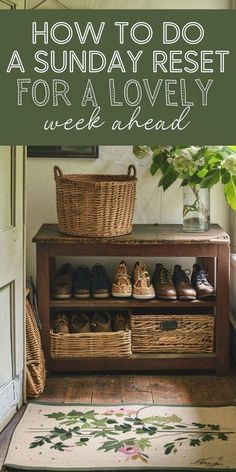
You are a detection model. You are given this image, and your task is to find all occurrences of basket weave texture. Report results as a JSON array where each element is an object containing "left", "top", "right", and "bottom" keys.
[
  {"left": 130, "top": 314, "right": 214, "bottom": 354},
  {"left": 50, "top": 326, "right": 131, "bottom": 359},
  {"left": 26, "top": 293, "right": 46, "bottom": 397},
  {"left": 54, "top": 165, "right": 137, "bottom": 237}
]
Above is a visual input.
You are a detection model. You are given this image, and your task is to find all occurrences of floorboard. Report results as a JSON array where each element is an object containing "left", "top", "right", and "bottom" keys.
[{"left": 1, "top": 372, "right": 236, "bottom": 471}]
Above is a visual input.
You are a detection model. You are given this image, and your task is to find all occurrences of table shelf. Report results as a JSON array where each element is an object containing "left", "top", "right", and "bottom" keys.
[{"left": 33, "top": 223, "right": 230, "bottom": 375}]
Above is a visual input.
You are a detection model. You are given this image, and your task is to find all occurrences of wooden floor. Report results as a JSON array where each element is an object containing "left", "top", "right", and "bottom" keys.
[{"left": 1, "top": 372, "right": 236, "bottom": 471}]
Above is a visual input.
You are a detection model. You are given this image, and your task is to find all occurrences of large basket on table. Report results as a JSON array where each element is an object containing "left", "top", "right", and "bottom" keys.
[{"left": 54, "top": 165, "right": 137, "bottom": 237}]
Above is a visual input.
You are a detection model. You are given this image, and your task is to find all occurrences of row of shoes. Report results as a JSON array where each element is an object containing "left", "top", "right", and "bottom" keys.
[
  {"left": 52, "top": 263, "right": 111, "bottom": 300},
  {"left": 51, "top": 261, "right": 215, "bottom": 301},
  {"left": 113, "top": 261, "right": 215, "bottom": 300},
  {"left": 52, "top": 312, "right": 126, "bottom": 334}
]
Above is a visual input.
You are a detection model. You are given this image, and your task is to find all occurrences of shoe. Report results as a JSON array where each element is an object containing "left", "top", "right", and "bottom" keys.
[
  {"left": 172, "top": 265, "right": 197, "bottom": 300},
  {"left": 152, "top": 263, "right": 177, "bottom": 300},
  {"left": 191, "top": 263, "right": 216, "bottom": 299},
  {"left": 112, "top": 261, "right": 132, "bottom": 298},
  {"left": 112, "top": 313, "right": 127, "bottom": 331},
  {"left": 70, "top": 313, "right": 91, "bottom": 333},
  {"left": 91, "top": 312, "right": 112, "bottom": 332},
  {"left": 52, "top": 314, "right": 70, "bottom": 334},
  {"left": 132, "top": 262, "right": 156, "bottom": 300},
  {"left": 52, "top": 263, "right": 73, "bottom": 299},
  {"left": 73, "top": 265, "right": 91, "bottom": 299},
  {"left": 91, "top": 264, "right": 110, "bottom": 299}
]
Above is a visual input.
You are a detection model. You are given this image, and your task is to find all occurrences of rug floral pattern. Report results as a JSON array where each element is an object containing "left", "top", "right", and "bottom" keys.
[{"left": 5, "top": 402, "right": 236, "bottom": 470}]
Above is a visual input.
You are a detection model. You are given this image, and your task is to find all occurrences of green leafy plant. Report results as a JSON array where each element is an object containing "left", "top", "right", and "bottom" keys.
[{"left": 133, "top": 145, "right": 236, "bottom": 210}]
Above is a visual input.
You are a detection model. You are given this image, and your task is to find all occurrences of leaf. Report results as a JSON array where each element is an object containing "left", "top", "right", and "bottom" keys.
[
  {"left": 80, "top": 437, "right": 89, "bottom": 443},
  {"left": 54, "top": 427, "right": 67, "bottom": 434},
  {"left": 222, "top": 171, "right": 231, "bottom": 184},
  {"left": 201, "top": 434, "right": 214, "bottom": 442},
  {"left": 46, "top": 412, "right": 65, "bottom": 420},
  {"left": 192, "top": 423, "right": 206, "bottom": 429},
  {"left": 165, "top": 444, "right": 175, "bottom": 455},
  {"left": 67, "top": 410, "right": 81, "bottom": 417},
  {"left": 207, "top": 424, "right": 220, "bottom": 430},
  {"left": 60, "top": 432, "right": 72, "bottom": 441},
  {"left": 29, "top": 440, "right": 45, "bottom": 449},
  {"left": 218, "top": 433, "right": 228, "bottom": 441},
  {"left": 159, "top": 169, "right": 178, "bottom": 191},
  {"left": 150, "top": 161, "right": 159, "bottom": 176},
  {"left": 50, "top": 442, "right": 69, "bottom": 452},
  {"left": 107, "top": 419, "right": 118, "bottom": 424},
  {"left": 136, "top": 438, "right": 151, "bottom": 451},
  {"left": 190, "top": 439, "right": 201, "bottom": 447},
  {"left": 200, "top": 169, "right": 221, "bottom": 188},
  {"left": 175, "top": 425, "right": 187, "bottom": 428},
  {"left": 224, "top": 178, "right": 236, "bottom": 210},
  {"left": 72, "top": 426, "right": 81, "bottom": 433}
]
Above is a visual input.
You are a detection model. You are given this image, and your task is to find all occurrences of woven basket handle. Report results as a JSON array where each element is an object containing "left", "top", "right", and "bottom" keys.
[
  {"left": 127, "top": 165, "right": 136, "bottom": 178},
  {"left": 54, "top": 166, "right": 63, "bottom": 178}
]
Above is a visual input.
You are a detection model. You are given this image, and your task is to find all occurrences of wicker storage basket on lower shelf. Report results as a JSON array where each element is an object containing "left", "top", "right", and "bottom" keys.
[
  {"left": 130, "top": 314, "right": 215, "bottom": 354},
  {"left": 50, "top": 328, "right": 131, "bottom": 358}
]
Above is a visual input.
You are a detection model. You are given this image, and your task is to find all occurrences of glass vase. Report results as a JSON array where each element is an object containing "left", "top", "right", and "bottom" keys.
[{"left": 183, "top": 185, "right": 210, "bottom": 232}]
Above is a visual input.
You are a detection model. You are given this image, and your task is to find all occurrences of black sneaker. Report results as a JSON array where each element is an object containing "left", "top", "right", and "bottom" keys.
[
  {"left": 73, "top": 265, "right": 91, "bottom": 299},
  {"left": 172, "top": 265, "right": 196, "bottom": 300},
  {"left": 91, "top": 264, "right": 110, "bottom": 299},
  {"left": 191, "top": 263, "right": 216, "bottom": 299}
]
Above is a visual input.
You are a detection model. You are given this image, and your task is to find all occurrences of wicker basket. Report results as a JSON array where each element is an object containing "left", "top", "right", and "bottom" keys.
[
  {"left": 50, "top": 323, "right": 131, "bottom": 359},
  {"left": 54, "top": 165, "right": 137, "bottom": 237},
  {"left": 130, "top": 313, "right": 215, "bottom": 354},
  {"left": 26, "top": 291, "right": 46, "bottom": 397}
]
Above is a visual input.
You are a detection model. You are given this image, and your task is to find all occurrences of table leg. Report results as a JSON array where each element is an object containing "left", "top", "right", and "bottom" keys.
[
  {"left": 215, "top": 244, "right": 230, "bottom": 375},
  {"left": 36, "top": 244, "right": 51, "bottom": 375}
]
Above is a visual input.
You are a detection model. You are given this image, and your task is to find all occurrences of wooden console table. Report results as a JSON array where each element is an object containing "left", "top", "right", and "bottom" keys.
[{"left": 33, "top": 223, "right": 230, "bottom": 375}]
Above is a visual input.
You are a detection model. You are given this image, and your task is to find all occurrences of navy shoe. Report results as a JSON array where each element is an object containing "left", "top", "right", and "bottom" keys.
[
  {"left": 91, "top": 264, "right": 110, "bottom": 299},
  {"left": 73, "top": 265, "right": 91, "bottom": 299}
]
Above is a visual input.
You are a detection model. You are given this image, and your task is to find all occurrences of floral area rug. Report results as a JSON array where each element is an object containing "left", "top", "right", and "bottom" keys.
[{"left": 4, "top": 401, "right": 236, "bottom": 471}]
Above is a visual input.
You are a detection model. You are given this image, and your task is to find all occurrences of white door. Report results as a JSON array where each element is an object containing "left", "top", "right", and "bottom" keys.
[
  {"left": 0, "top": 0, "right": 25, "bottom": 433},
  {"left": 0, "top": 151, "right": 25, "bottom": 431}
]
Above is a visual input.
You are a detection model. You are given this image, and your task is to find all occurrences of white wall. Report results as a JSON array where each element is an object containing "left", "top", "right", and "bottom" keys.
[
  {"left": 27, "top": 147, "right": 229, "bottom": 279},
  {"left": 26, "top": 0, "right": 230, "bottom": 279}
]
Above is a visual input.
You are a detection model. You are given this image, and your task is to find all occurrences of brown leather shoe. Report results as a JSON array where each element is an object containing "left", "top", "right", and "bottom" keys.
[
  {"left": 70, "top": 313, "right": 91, "bottom": 333},
  {"left": 52, "top": 314, "right": 70, "bottom": 334},
  {"left": 91, "top": 312, "right": 112, "bottom": 332},
  {"left": 191, "top": 263, "right": 216, "bottom": 299},
  {"left": 52, "top": 263, "right": 73, "bottom": 299},
  {"left": 153, "top": 264, "right": 177, "bottom": 300},
  {"left": 172, "top": 265, "right": 197, "bottom": 300}
]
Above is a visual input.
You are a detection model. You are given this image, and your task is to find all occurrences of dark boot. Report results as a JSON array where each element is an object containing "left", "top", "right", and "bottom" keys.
[{"left": 191, "top": 263, "right": 216, "bottom": 299}]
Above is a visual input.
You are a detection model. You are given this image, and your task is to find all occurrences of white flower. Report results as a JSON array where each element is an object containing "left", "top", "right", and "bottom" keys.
[
  {"left": 133, "top": 145, "right": 151, "bottom": 158},
  {"left": 189, "top": 146, "right": 201, "bottom": 155},
  {"left": 207, "top": 146, "right": 223, "bottom": 153},
  {"left": 158, "top": 146, "right": 173, "bottom": 153},
  {"left": 172, "top": 154, "right": 197, "bottom": 177},
  {"left": 223, "top": 154, "right": 236, "bottom": 174},
  {"left": 179, "top": 148, "right": 193, "bottom": 160},
  {"left": 196, "top": 157, "right": 205, "bottom": 167}
]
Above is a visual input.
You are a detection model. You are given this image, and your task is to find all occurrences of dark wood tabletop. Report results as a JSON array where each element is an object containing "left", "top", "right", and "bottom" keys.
[{"left": 33, "top": 223, "right": 230, "bottom": 245}]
